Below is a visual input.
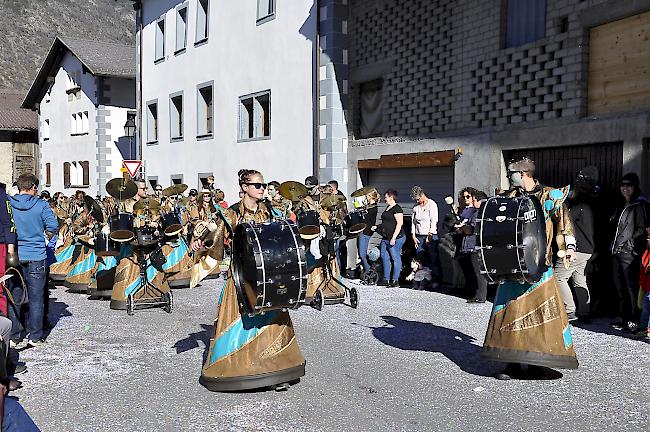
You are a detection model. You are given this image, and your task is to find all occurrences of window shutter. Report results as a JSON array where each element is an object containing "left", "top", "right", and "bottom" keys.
[
  {"left": 63, "top": 162, "right": 70, "bottom": 188},
  {"left": 46, "top": 163, "right": 51, "bottom": 186},
  {"left": 81, "top": 161, "right": 90, "bottom": 186}
]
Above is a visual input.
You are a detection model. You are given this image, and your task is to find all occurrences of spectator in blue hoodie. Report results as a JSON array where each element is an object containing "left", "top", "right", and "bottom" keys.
[{"left": 8, "top": 174, "right": 58, "bottom": 347}]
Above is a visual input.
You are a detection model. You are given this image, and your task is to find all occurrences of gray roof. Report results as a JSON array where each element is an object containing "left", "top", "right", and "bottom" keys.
[
  {"left": 61, "top": 37, "right": 135, "bottom": 78},
  {"left": 0, "top": 89, "right": 37, "bottom": 131},
  {"left": 22, "top": 37, "right": 135, "bottom": 109}
]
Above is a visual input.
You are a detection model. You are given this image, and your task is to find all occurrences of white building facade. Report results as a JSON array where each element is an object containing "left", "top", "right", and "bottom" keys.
[
  {"left": 135, "top": 0, "right": 318, "bottom": 199},
  {"left": 23, "top": 38, "right": 136, "bottom": 196}
]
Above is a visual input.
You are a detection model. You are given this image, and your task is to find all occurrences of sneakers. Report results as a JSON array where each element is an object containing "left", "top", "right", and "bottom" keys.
[
  {"left": 609, "top": 320, "right": 626, "bottom": 330},
  {"left": 466, "top": 297, "right": 486, "bottom": 304},
  {"left": 26, "top": 339, "right": 46, "bottom": 348},
  {"left": 626, "top": 321, "right": 640, "bottom": 333},
  {"left": 377, "top": 279, "right": 389, "bottom": 287},
  {"left": 388, "top": 281, "right": 400, "bottom": 288},
  {"left": 630, "top": 328, "right": 650, "bottom": 341},
  {"left": 11, "top": 364, "right": 27, "bottom": 375}
]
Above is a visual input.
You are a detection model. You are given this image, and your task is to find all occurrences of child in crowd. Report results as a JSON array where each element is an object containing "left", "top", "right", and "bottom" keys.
[{"left": 406, "top": 258, "right": 432, "bottom": 290}]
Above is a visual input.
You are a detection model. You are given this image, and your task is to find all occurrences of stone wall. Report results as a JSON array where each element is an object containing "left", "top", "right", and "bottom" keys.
[{"left": 348, "top": 0, "right": 647, "bottom": 139}]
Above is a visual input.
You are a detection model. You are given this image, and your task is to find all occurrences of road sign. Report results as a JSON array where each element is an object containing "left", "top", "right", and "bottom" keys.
[{"left": 123, "top": 160, "right": 142, "bottom": 178}]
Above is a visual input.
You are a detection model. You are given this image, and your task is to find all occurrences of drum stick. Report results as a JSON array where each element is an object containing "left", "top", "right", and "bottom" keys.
[{"left": 556, "top": 234, "right": 570, "bottom": 269}]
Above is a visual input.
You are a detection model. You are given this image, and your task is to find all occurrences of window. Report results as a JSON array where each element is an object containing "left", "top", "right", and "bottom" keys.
[
  {"left": 175, "top": 5, "right": 188, "bottom": 53},
  {"left": 257, "top": 0, "right": 275, "bottom": 24},
  {"left": 505, "top": 0, "right": 546, "bottom": 48},
  {"left": 359, "top": 79, "right": 384, "bottom": 138},
  {"left": 171, "top": 175, "right": 183, "bottom": 185},
  {"left": 238, "top": 90, "right": 271, "bottom": 141},
  {"left": 198, "top": 172, "right": 213, "bottom": 189},
  {"left": 170, "top": 93, "right": 184, "bottom": 139},
  {"left": 45, "top": 163, "right": 51, "bottom": 187},
  {"left": 196, "top": 0, "right": 209, "bottom": 43},
  {"left": 148, "top": 177, "right": 158, "bottom": 190},
  {"left": 69, "top": 161, "right": 90, "bottom": 187},
  {"left": 197, "top": 83, "right": 213, "bottom": 137},
  {"left": 42, "top": 119, "right": 50, "bottom": 141},
  {"left": 146, "top": 101, "right": 158, "bottom": 143},
  {"left": 155, "top": 16, "right": 166, "bottom": 61},
  {"left": 71, "top": 112, "right": 88, "bottom": 135}
]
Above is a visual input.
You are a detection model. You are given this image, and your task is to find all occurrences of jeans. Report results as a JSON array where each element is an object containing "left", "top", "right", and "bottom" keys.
[
  {"left": 2, "top": 397, "right": 41, "bottom": 431},
  {"left": 612, "top": 253, "right": 641, "bottom": 322},
  {"left": 19, "top": 260, "right": 48, "bottom": 342},
  {"left": 357, "top": 234, "right": 372, "bottom": 273},
  {"left": 640, "top": 292, "right": 650, "bottom": 331},
  {"left": 380, "top": 236, "right": 406, "bottom": 282},
  {"left": 414, "top": 234, "right": 441, "bottom": 282},
  {"left": 554, "top": 252, "right": 592, "bottom": 317}
]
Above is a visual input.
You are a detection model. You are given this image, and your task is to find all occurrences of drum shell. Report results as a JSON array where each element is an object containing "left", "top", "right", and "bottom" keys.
[
  {"left": 160, "top": 212, "right": 183, "bottom": 236},
  {"left": 296, "top": 209, "right": 320, "bottom": 237},
  {"left": 109, "top": 213, "right": 135, "bottom": 242},
  {"left": 476, "top": 195, "right": 547, "bottom": 283},
  {"left": 95, "top": 230, "right": 120, "bottom": 257},
  {"left": 343, "top": 210, "right": 367, "bottom": 237},
  {"left": 233, "top": 221, "right": 307, "bottom": 314}
]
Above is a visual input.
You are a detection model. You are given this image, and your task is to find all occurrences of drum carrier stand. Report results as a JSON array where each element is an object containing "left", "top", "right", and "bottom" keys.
[
  {"left": 126, "top": 244, "right": 173, "bottom": 316},
  {"left": 310, "top": 242, "right": 359, "bottom": 311}
]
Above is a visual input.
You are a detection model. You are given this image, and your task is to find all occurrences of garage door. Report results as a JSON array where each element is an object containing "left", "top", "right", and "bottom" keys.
[
  {"left": 359, "top": 166, "right": 459, "bottom": 287},
  {"left": 361, "top": 166, "right": 454, "bottom": 222}
]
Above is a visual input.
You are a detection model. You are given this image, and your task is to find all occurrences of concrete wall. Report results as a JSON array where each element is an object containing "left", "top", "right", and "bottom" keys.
[{"left": 139, "top": 0, "right": 317, "bottom": 200}]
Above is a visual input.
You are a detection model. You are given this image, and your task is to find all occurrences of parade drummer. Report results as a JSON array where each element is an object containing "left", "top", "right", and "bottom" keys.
[
  {"left": 122, "top": 179, "right": 148, "bottom": 213},
  {"left": 484, "top": 157, "right": 579, "bottom": 380},
  {"left": 198, "top": 169, "right": 305, "bottom": 391}
]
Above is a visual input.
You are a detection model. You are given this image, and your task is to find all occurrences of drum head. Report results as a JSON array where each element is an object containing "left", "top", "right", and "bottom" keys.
[
  {"left": 299, "top": 225, "right": 320, "bottom": 240},
  {"left": 232, "top": 224, "right": 258, "bottom": 314},
  {"left": 348, "top": 223, "right": 366, "bottom": 236},
  {"left": 164, "top": 224, "right": 183, "bottom": 237},
  {"left": 96, "top": 250, "right": 120, "bottom": 257},
  {"left": 111, "top": 230, "right": 135, "bottom": 243},
  {"left": 520, "top": 196, "right": 547, "bottom": 282}
]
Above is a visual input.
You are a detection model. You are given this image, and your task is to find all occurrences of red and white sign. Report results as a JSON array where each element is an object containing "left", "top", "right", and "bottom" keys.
[{"left": 122, "top": 160, "right": 142, "bottom": 178}]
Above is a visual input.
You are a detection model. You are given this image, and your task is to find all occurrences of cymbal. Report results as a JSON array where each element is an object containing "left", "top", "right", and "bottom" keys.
[
  {"left": 351, "top": 187, "right": 376, "bottom": 198},
  {"left": 320, "top": 194, "right": 345, "bottom": 210},
  {"left": 83, "top": 195, "right": 104, "bottom": 223},
  {"left": 106, "top": 178, "right": 137, "bottom": 200},
  {"left": 163, "top": 184, "right": 188, "bottom": 197},
  {"left": 279, "top": 181, "right": 308, "bottom": 202},
  {"left": 133, "top": 197, "right": 161, "bottom": 212}
]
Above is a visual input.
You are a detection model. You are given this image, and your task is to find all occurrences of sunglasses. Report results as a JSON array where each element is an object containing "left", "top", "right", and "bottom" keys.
[{"left": 245, "top": 182, "right": 267, "bottom": 190}]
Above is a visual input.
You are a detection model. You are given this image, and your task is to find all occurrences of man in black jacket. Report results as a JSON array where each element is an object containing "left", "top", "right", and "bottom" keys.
[
  {"left": 554, "top": 167, "right": 597, "bottom": 321},
  {"left": 610, "top": 172, "right": 648, "bottom": 332}
]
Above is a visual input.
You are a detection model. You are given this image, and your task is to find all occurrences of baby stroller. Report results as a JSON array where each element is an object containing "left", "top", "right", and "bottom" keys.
[{"left": 362, "top": 245, "right": 383, "bottom": 285}]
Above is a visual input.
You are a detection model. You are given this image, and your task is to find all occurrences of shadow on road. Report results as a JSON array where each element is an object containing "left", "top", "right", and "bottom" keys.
[
  {"left": 174, "top": 324, "right": 212, "bottom": 364},
  {"left": 48, "top": 298, "right": 72, "bottom": 328},
  {"left": 371, "top": 315, "right": 500, "bottom": 377}
]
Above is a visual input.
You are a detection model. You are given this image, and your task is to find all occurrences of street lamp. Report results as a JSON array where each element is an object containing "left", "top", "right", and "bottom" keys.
[{"left": 124, "top": 116, "right": 136, "bottom": 160}]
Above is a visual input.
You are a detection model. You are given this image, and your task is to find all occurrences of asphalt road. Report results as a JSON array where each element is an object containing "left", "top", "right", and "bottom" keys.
[{"left": 12, "top": 278, "right": 650, "bottom": 432}]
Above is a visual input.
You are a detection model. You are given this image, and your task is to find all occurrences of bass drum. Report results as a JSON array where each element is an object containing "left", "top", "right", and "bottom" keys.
[
  {"left": 476, "top": 195, "right": 547, "bottom": 284},
  {"left": 296, "top": 209, "right": 320, "bottom": 240},
  {"left": 232, "top": 220, "right": 307, "bottom": 315}
]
